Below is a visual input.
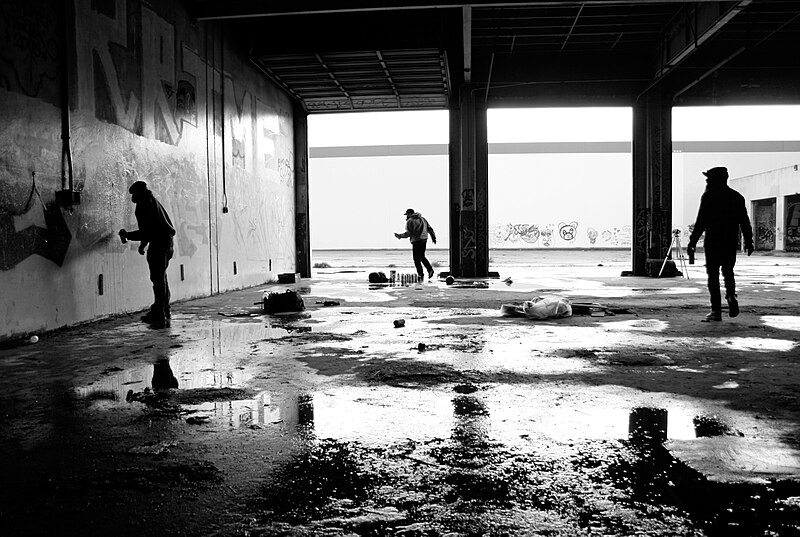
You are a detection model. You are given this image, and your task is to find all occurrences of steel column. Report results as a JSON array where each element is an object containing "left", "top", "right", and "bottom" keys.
[
  {"left": 632, "top": 90, "right": 672, "bottom": 276},
  {"left": 293, "top": 102, "right": 311, "bottom": 278},
  {"left": 449, "top": 85, "right": 489, "bottom": 278}
]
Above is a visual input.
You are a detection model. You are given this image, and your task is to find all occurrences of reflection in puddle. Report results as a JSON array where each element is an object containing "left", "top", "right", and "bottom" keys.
[
  {"left": 761, "top": 315, "right": 800, "bottom": 332},
  {"left": 601, "top": 319, "right": 669, "bottom": 332},
  {"left": 716, "top": 337, "right": 797, "bottom": 352}
]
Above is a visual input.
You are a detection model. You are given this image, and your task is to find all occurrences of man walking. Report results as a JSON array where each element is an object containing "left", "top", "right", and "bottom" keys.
[
  {"left": 395, "top": 208, "right": 437, "bottom": 280},
  {"left": 119, "top": 181, "right": 176, "bottom": 328},
  {"left": 687, "top": 167, "right": 754, "bottom": 322}
]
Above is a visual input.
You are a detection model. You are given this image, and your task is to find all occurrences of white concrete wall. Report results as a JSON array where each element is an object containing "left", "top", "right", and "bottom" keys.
[
  {"left": 0, "top": 0, "right": 296, "bottom": 340},
  {"left": 728, "top": 165, "right": 800, "bottom": 252}
]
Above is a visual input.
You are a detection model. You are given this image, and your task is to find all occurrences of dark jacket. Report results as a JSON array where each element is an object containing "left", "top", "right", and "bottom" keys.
[
  {"left": 126, "top": 191, "right": 175, "bottom": 247},
  {"left": 689, "top": 179, "right": 753, "bottom": 252}
]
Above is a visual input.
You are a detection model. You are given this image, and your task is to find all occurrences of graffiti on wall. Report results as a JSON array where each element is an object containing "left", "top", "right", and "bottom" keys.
[
  {"left": 0, "top": 175, "right": 71, "bottom": 270},
  {"left": 1, "top": 0, "right": 295, "bottom": 273},
  {"left": 491, "top": 221, "right": 631, "bottom": 248},
  {"left": 787, "top": 198, "right": 800, "bottom": 253},
  {"left": 558, "top": 221, "right": 577, "bottom": 242},
  {"left": 0, "top": 0, "right": 60, "bottom": 101}
]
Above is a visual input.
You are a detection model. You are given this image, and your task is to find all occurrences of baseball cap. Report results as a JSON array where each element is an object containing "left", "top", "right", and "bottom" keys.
[{"left": 404, "top": 208, "right": 415, "bottom": 215}]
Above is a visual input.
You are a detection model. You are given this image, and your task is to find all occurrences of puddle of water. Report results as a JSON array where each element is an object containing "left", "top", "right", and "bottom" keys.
[
  {"left": 712, "top": 380, "right": 740, "bottom": 389},
  {"left": 762, "top": 315, "right": 800, "bottom": 332},
  {"left": 181, "top": 392, "right": 313, "bottom": 429},
  {"left": 601, "top": 319, "right": 669, "bottom": 332},
  {"left": 716, "top": 337, "right": 797, "bottom": 352},
  {"left": 305, "top": 281, "right": 398, "bottom": 303},
  {"left": 75, "top": 320, "right": 292, "bottom": 402}
]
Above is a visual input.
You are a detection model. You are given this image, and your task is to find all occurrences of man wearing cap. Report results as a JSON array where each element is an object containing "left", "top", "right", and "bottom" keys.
[
  {"left": 687, "top": 167, "right": 754, "bottom": 322},
  {"left": 119, "top": 181, "right": 176, "bottom": 329},
  {"left": 394, "top": 208, "right": 437, "bottom": 280}
]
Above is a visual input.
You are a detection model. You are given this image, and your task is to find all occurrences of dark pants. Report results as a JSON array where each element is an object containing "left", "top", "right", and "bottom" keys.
[
  {"left": 412, "top": 239, "right": 433, "bottom": 277},
  {"left": 147, "top": 241, "right": 174, "bottom": 320},
  {"left": 704, "top": 248, "right": 737, "bottom": 312}
]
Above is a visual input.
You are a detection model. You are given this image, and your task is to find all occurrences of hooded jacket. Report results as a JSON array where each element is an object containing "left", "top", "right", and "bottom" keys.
[
  {"left": 398, "top": 212, "right": 436, "bottom": 243},
  {"left": 689, "top": 177, "right": 753, "bottom": 252},
  {"left": 125, "top": 189, "right": 175, "bottom": 247}
]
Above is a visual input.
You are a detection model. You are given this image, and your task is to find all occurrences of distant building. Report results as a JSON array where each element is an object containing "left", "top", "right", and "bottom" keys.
[{"left": 729, "top": 164, "right": 800, "bottom": 253}]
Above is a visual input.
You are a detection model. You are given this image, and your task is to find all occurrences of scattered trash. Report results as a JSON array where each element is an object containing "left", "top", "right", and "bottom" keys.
[
  {"left": 394, "top": 319, "right": 405, "bottom": 328},
  {"left": 369, "top": 271, "right": 389, "bottom": 283},
  {"left": 571, "top": 302, "right": 611, "bottom": 317},
  {"left": 28, "top": 335, "right": 38, "bottom": 344},
  {"left": 693, "top": 415, "right": 744, "bottom": 437},
  {"left": 262, "top": 289, "right": 305, "bottom": 313},
  {"left": 451, "top": 280, "right": 489, "bottom": 288},
  {"left": 453, "top": 383, "right": 479, "bottom": 394},
  {"left": 277, "top": 272, "right": 301, "bottom": 283},
  {"left": 500, "top": 295, "right": 572, "bottom": 320},
  {"left": 503, "top": 277, "right": 513, "bottom": 286},
  {"left": 315, "top": 300, "right": 340, "bottom": 307},
  {"left": 417, "top": 342, "right": 426, "bottom": 352}
]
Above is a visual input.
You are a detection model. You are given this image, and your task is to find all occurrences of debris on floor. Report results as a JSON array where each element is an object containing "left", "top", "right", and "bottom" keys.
[
  {"left": 500, "top": 295, "right": 572, "bottom": 319},
  {"left": 693, "top": 415, "right": 744, "bottom": 437},
  {"left": 369, "top": 271, "right": 389, "bottom": 283},
  {"left": 263, "top": 289, "right": 305, "bottom": 313}
]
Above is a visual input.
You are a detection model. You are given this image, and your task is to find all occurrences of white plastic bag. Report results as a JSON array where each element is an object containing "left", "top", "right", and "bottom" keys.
[{"left": 521, "top": 295, "right": 572, "bottom": 320}]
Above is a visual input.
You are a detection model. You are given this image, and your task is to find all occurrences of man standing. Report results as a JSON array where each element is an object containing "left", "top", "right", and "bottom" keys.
[
  {"left": 395, "top": 208, "right": 437, "bottom": 280},
  {"left": 687, "top": 167, "right": 754, "bottom": 322},
  {"left": 119, "top": 181, "right": 176, "bottom": 329}
]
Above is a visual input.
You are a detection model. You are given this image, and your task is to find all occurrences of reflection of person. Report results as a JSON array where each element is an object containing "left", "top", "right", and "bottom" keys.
[
  {"left": 151, "top": 358, "right": 178, "bottom": 391},
  {"left": 394, "top": 208, "right": 437, "bottom": 280},
  {"left": 119, "top": 181, "right": 176, "bottom": 328},
  {"left": 687, "top": 167, "right": 754, "bottom": 322}
]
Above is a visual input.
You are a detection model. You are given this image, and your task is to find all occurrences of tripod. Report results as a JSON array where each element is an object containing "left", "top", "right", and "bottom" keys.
[{"left": 659, "top": 229, "right": 690, "bottom": 279}]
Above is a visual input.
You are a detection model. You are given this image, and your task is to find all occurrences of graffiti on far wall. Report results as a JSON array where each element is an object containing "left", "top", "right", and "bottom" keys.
[
  {"left": 491, "top": 221, "right": 631, "bottom": 248},
  {"left": 558, "top": 221, "right": 578, "bottom": 242}
]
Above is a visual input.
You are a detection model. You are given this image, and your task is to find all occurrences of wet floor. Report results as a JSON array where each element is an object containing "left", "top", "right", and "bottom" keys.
[{"left": 1, "top": 252, "right": 799, "bottom": 536}]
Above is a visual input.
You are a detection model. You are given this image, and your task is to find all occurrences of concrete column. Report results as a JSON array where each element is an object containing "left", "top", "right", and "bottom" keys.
[
  {"left": 448, "top": 85, "right": 489, "bottom": 278},
  {"left": 632, "top": 91, "right": 673, "bottom": 276},
  {"left": 293, "top": 103, "right": 311, "bottom": 278}
]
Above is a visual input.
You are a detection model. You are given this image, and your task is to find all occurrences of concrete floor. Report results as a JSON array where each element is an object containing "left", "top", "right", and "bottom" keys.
[{"left": 1, "top": 251, "right": 799, "bottom": 536}]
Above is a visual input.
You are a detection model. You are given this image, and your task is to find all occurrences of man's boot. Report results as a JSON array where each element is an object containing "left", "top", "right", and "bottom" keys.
[
  {"left": 727, "top": 295, "right": 739, "bottom": 318},
  {"left": 703, "top": 310, "right": 722, "bottom": 322}
]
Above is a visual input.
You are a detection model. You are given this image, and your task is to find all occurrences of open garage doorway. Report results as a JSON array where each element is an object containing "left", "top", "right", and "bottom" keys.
[
  {"left": 672, "top": 105, "right": 800, "bottom": 254},
  {"left": 487, "top": 108, "right": 634, "bottom": 273},
  {"left": 308, "top": 111, "right": 450, "bottom": 272}
]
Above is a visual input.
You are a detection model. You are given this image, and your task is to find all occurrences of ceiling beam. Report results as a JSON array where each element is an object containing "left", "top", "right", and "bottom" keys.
[
  {"left": 652, "top": 1, "right": 751, "bottom": 80},
  {"left": 192, "top": 0, "right": 710, "bottom": 21}
]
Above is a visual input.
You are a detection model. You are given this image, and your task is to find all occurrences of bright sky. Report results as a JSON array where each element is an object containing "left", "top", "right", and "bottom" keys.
[{"left": 308, "top": 105, "right": 800, "bottom": 146}]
